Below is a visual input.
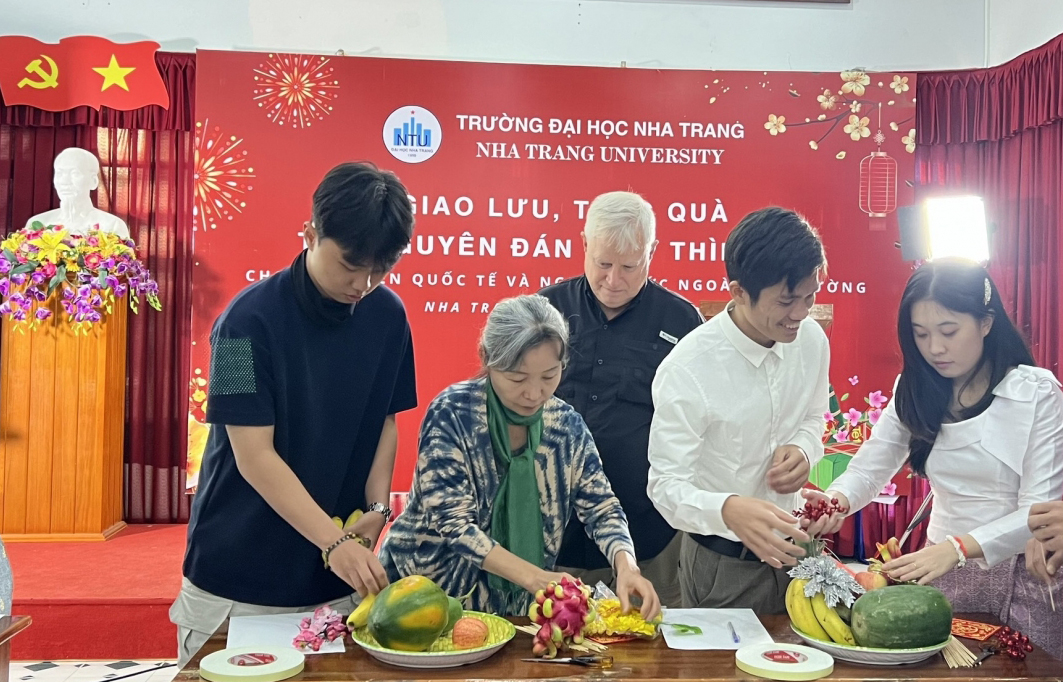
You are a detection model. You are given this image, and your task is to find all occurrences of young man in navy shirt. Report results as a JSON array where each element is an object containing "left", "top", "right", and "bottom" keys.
[{"left": 171, "top": 162, "right": 417, "bottom": 665}]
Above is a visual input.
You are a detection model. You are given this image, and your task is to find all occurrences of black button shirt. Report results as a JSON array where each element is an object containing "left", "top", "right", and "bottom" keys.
[{"left": 540, "top": 276, "right": 703, "bottom": 569}]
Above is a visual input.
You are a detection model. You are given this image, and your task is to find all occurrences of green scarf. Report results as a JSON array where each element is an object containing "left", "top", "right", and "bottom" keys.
[{"left": 485, "top": 378, "right": 545, "bottom": 598}]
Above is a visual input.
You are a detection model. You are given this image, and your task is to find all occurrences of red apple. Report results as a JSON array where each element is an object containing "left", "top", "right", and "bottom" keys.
[{"left": 855, "top": 571, "right": 888, "bottom": 592}]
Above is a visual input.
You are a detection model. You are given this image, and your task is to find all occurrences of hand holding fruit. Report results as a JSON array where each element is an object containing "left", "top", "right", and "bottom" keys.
[
  {"left": 767, "top": 445, "right": 811, "bottom": 494},
  {"left": 721, "top": 496, "right": 809, "bottom": 568},
  {"left": 613, "top": 552, "right": 662, "bottom": 622},
  {"left": 328, "top": 538, "right": 390, "bottom": 597},
  {"left": 881, "top": 542, "right": 961, "bottom": 585},
  {"left": 526, "top": 569, "right": 577, "bottom": 595},
  {"left": 797, "top": 490, "right": 849, "bottom": 536}
]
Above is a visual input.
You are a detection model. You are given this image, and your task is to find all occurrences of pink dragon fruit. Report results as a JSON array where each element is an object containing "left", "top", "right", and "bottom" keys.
[{"left": 527, "top": 577, "right": 597, "bottom": 658}]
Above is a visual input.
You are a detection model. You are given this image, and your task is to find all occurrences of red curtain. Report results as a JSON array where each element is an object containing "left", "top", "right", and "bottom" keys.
[
  {"left": 916, "top": 35, "right": 1063, "bottom": 376},
  {"left": 0, "top": 52, "right": 195, "bottom": 522}
]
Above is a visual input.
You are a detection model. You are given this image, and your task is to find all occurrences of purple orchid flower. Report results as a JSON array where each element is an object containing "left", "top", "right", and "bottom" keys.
[
  {"left": 0, "top": 258, "right": 11, "bottom": 274},
  {"left": 35, "top": 308, "right": 52, "bottom": 321},
  {"left": 0, "top": 301, "right": 12, "bottom": 316},
  {"left": 0, "top": 278, "right": 8, "bottom": 297},
  {"left": 11, "top": 273, "right": 27, "bottom": 286}
]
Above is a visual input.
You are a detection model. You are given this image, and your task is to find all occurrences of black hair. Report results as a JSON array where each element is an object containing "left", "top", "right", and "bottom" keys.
[
  {"left": 894, "top": 258, "right": 1034, "bottom": 476},
  {"left": 724, "top": 207, "right": 826, "bottom": 303},
  {"left": 311, "top": 162, "right": 414, "bottom": 271}
]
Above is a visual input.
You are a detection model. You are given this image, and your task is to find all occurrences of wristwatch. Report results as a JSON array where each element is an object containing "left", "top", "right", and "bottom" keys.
[{"left": 366, "top": 501, "right": 393, "bottom": 522}]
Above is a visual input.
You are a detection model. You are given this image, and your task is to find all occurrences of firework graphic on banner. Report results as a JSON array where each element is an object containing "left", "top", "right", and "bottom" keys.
[
  {"left": 193, "top": 120, "right": 255, "bottom": 231},
  {"left": 252, "top": 53, "right": 340, "bottom": 128}
]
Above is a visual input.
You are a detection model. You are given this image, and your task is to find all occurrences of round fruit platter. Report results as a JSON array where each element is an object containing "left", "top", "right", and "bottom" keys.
[
  {"left": 790, "top": 625, "right": 949, "bottom": 666},
  {"left": 351, "top": 611, "right": 515, "bottom": 669}
]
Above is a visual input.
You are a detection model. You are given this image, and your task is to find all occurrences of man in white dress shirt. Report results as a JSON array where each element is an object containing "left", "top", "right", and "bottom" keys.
[{"left": 647, "top": 207, "right": 830, "bottom": 613}]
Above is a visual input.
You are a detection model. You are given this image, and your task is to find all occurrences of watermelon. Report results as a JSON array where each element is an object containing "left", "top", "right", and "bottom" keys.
[
  {"left": 851, "top": 584, "right": 953, "bottom": 649},
  {"left": 368, "top": 575, "right": 450, "bottom": 651}
]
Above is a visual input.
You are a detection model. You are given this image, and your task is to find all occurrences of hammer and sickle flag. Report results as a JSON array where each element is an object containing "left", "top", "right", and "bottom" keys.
[{"left": 0, "top": 36, "right": 169, "bottom": 111}]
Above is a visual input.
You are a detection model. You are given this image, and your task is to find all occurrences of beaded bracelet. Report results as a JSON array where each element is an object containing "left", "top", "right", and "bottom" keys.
[
  {"left": 323, "top": 531, "right": 371, "bottom": 569},
  {"left": 945, "top": 535, "right": 967, "bottom": 568}
]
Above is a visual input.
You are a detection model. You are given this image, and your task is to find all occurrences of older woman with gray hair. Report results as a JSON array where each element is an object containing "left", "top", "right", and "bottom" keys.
[{"left": 379, "top": 295, "right": 659, "bottom": 618}]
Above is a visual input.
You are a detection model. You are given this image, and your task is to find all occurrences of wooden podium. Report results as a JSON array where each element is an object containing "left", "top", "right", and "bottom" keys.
[{"left": 0, "top": 296, "right": 127, "bottom": 542}]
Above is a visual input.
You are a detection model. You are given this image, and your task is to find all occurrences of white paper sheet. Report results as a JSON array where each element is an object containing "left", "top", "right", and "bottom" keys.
[
  {"left": 226, "top": 612, "right": 345, "bottom": 655},
  {"left": 660, "top": 608, "right": 775, "bottom": 650}
]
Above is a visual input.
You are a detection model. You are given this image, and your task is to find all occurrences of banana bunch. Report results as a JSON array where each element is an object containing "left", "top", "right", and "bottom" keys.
[
  {"left": 321, "top": 510, "right": 366, "bottom": 567},
  {"left": 785, "top": 578, "right": 856, "bottom": 646}
]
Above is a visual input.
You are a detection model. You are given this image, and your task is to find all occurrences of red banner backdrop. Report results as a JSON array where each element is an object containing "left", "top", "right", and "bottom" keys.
[{"left": 188, "top": 50, "right": 917, "bottom": 494}]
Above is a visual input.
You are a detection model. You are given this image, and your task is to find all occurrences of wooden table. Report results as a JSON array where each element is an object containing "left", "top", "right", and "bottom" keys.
[
  {"left": 0, "top": 617, "right": 31, "bottom": 682},
  {"left": 178, "top": 615, "right": 1062, "bottom": 682}
]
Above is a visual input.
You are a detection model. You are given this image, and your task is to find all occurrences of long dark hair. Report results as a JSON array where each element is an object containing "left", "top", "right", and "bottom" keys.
[{"left": 894, "top": 259, "right": 1034, "bottom": 476}]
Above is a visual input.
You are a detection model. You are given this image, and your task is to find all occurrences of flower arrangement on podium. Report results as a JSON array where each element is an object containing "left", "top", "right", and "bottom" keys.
[{"left": 0, "top": 222, "right": 161, "bottom": 333}]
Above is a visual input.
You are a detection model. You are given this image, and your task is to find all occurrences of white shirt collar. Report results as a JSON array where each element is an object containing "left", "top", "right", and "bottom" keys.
[{"left": 718, "top": 302, "right": 786, "bottom": 367}]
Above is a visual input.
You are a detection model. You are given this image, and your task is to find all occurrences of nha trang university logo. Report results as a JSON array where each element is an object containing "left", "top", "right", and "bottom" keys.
[{"left": 382, "top": 105, "right": 442, "bottom": 163}]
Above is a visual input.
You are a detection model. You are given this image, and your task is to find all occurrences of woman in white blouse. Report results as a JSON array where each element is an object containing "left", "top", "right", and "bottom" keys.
[{"left": 806, "top": 259, "right": 1062, "bottom": 659}]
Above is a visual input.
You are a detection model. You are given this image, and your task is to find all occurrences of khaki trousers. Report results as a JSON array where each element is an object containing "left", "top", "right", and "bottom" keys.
[
  {"left": 678, "top": 533, "right": 790, "bottom": 614},
  {"left": 556, "top": 531, "right": 683, "bottom": 608},
  {"left": 169, "top": 578, "right": 358, "bottom": 668}
]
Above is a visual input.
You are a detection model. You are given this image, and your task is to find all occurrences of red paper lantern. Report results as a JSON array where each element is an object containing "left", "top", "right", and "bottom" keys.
[{"left": 858, "top": 151, "right": 898, "bottom": 218}]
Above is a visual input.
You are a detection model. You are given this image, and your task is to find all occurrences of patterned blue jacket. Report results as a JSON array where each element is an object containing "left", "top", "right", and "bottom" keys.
[{"left": 379, "top": 378, "right": 635, "bottom": 615}]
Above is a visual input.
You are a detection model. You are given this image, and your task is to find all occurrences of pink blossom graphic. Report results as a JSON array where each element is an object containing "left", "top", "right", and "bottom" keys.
[
  {"left": 867, "top": 390, "right": 887, "bottom": 409},
  {"left": 868, "top": 408, "right": 883, "bottom": 425},
  {"left": 845, "top": 408, "right": 862, "bottom": 427}
]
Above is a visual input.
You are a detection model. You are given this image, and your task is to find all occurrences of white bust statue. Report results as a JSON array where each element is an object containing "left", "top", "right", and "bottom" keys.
[{"left": 25, "top": 147, "right": 131, "bottom": 241}]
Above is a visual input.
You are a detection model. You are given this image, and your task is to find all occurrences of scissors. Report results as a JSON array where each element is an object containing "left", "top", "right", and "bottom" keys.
[{"left": 521, "top": 655, "right": 614, "bottom": 669}]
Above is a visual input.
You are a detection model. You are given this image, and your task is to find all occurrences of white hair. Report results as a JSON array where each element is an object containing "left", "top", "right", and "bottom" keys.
[
  {"left": 584, "top": 191, "right": 655, "bottom": 254},
  {"left": 479, "top": 295, "right": 569, "bottom": 372}
]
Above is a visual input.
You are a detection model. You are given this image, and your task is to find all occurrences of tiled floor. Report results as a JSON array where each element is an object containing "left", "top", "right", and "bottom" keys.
[{"left": 9, "top": 661, "right": 177, "bottom": 682}]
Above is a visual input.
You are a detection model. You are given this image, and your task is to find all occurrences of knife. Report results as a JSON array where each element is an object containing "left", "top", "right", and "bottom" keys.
[{"left": 898, "top": 489, "right": 934, "bottom": 551}]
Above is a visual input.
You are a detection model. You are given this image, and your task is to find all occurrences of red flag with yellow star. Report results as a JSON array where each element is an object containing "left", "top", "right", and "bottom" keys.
[{"left": 0, "top": 36, "right": 169, "bottom": 111}]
